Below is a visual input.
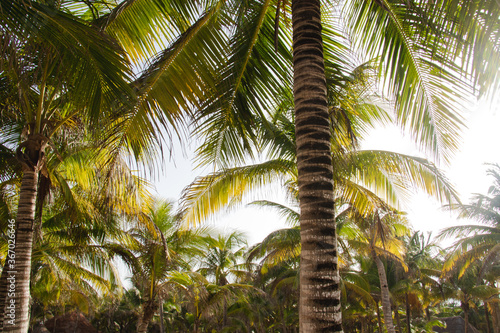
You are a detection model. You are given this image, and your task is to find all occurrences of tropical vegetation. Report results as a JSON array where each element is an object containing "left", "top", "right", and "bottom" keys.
[{"left": 0, "top": 0, "right": 499, "bottom": 332}]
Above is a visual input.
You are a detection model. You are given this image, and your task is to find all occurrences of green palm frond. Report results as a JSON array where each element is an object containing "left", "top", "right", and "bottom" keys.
[
  {"left": 440, "top": 166, "right": 500, "bottom": 278},
  {"left": 447, "top": 204, "right": 500, "bottom": 226},
  {"left": 342, "top": 281, "right": 377, "bottom": 307},
  {"left": 180, "top": 159, "right": 295, "bottom": 226},
  {"left": 335, "top": 178, "right": 391, "bottom": 216},
  {"left": 0, "top": 0, "right": 134, "bottom": 121},
  {"left": 346, "top": 150, "right": 460, "bottom": 208},
  {"left": 100, "top": 4, "right": 228, "bottom": 174},
  {"left": 194, "top": 0, "right": 292, "bottom": 168},
  {"left": 247, "top": 226, "right": 301, "bottom": 266},
  {"left": 248, "top": 200, "right": 299, "bottom": 227},
  {"left": 345, "top": 0, "right": 474, "bottom": 162},
  {"left": 97, "top": 0, "right": 204, "bottom": 63}
]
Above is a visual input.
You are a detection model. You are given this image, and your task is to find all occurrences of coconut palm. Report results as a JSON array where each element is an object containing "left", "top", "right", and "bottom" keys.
[
  {"left": 440, "top": 263, "right": 499, "bottom": 333},
  {"left": 182, "top": 80, "right": 458, "bottom": 332},
  {"left": 438, "top": 164, "right": 500, "bottom": 332},
  {"left": 164, "top": 269, "right": 258, "bottom": 333},
  {"left": 440, "top": 164, "right": 500, "bottom": 279},
  {"left": 126, "top": 199, "right": 208, "bottom": 333},
  {"left": 0, "top": 1, "right": 134, "bottom": 329},
  {"left": 48, "top": 2, "right": 499, "bottom": 330},
  {"left": 196, "top": 231, "right": 249, "bottom": 329},
  {"left": 0, "top": 132, "right": 151, "bottom": 328},
  {"left": 190, "top": 1, "right": 499, "bottom": 328},
  {"left": 346, "top": 208, "right": 410, "bottom": 333},
  {"left": 396, "top": 231, "right": 445, "bottom": 331}
]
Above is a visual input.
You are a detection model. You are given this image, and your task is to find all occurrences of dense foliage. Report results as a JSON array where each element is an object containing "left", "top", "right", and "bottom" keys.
[{"left": 1, "top": 0, "right": 499, "bottom": 332}]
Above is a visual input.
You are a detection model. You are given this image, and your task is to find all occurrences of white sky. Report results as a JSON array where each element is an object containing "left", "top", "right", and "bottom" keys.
[{"left": 153, "top": 98, "right": 500, "bottom": 247}]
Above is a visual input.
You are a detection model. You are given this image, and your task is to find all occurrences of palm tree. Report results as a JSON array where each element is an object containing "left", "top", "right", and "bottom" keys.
[
  {"left": 439, "top": 164, "right": 500, "bottom": 332},
  {"left": 346, "top": 208, "right": 410, "bottom": 333},
  {"left": 61, "top": 3, "right": 500, "bottom": 330},
  {"left": 0, "top": 1, "right": 133, "bottom": 329},
  {"left": 126, "top": 199, "right": 207, "bottom": 333},
  {"left": 289, "top": 3, "right": 343, "bottom": 329},
  {"left": 397, "top": 231, "right": 445, "bottom": 332},
  {"left": 191, "top": 2, "right": 499, "bottom": 328},
  {"left": 0, "top": 131, "right": 151, "bottom": 328},
  {"left": 182, "top": 76, "right": 458, "bottom": 332},
  {"left": 197, "top": 231, "right": 248, "bottom": 329}
]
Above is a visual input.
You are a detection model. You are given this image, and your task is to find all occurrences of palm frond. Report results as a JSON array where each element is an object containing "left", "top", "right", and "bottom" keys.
[
  {"left": 345, "top": 0, "right": 473, "bottom": 162},
  {"left": 180, "top": 159, "right": 295, "bottom": 226},
  {"left": 194, "top": 0, "right": 292, "bottom": 168}
]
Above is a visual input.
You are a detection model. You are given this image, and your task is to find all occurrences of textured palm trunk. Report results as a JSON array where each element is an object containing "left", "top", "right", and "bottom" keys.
[
  {"left": 2, "top": 169, "right": 38, "bottom": 333},
  {"left": 491, "top": 301, "right": 500, "bottom": 333},
  {"left": 405, "top": 293, "right": 411, "bottom": 333},
  {"left": 394, "top": 305, "right": 402, "bottom": 333},
  {"left": 291, "top": 0, "right": 342, "bottom": 332},
  {"left": 360, "top": 317, "right": 367, "bottom": 333},
  {"left": 373, "top": 253, "right": 396, "bottom": 333},
  {"left": 223, "top": 299, "right": 227, "bottom": 328},
  {"left": 136, "top": 301, "right": 155, "bottom": 333},
  {"left": 463, "top": 301, "right": 469, "bottom": 333},
  {"left": 159, "top": 299, "right": 165, "bottom": 333},
  {"left": 485, "top": 300, "right": 491, "bottom": 333},
  {"left": 0, "top": 260, "right": 11, "bottom": 328}
]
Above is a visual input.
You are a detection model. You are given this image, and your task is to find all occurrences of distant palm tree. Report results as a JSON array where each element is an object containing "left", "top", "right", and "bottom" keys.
[
  {"left": 127, "top": 199, "right": 206, "bottom": 333},
  {"left": 347, "top": 208, "right": 410, "bottom": 333},
  {"left": 197, "top": 231, "right": 248, "bottom": 328},
  {"left": 397, "top": 231, "right": 444, "bottom": 332},
  {"left": 440, "top": 164, "right": 500, "bottom": 278},
  {"left": 439, "top": 164, "right": 500, "bottom": 332}
]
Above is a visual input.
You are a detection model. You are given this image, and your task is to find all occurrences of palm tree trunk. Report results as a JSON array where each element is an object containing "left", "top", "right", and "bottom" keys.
[
  {"left": 291, "top": 0, "right": 342, "bottom": 332},
  {"left": 223, "top": 299, "right": 227, "bottom": 328},
  {"left": 137, "top": 301, "right": 155, "bottom": 333},
  {"left": 462, "top": 301, "right": 469, "bottom": 333},
  {"left": 485, "top": 300, "right": 491, "bottom": 333},
  {"left": 159, "top": 299, "right": 165, "bottom": 333},
  {"left": 280, "top": 306, "right": 288, "bottom": 333},
  {"left": 405, "top": 293, "right": 411, "bottom": 333},
  {"left": 360, "top": 317, "right": 366, "bottom": 333},
  {"left": 0, "top": 261, "right": 12, "bottom": 328},
  {"left": 394, "top": 306, "right": 401, "bottom": 333},
  {"left": 490, "top": 301, "right": 500, "bottom": 333},
  {"left": 373, "top": 253, "right": 396, "bottom": 333},
  {"left": 2, "top": 168, "right": 39, "bottom": 333}
]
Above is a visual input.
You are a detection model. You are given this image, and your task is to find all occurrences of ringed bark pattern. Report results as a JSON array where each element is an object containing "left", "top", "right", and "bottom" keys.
[
  {"left": 292, "top": 0, "right": 342, "bottom": 332},
  {"left": 2, "top": 169, "right": 38, "bottom": 333}
]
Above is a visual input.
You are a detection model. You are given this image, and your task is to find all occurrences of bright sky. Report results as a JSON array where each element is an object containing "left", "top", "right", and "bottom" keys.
[{"left": 154, "top": 98, "right": 500, "bottom": 247}]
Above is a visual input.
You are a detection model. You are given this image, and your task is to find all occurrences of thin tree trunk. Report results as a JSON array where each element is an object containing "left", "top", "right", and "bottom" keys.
[
  {"left": 281, "top": 306, "right": 288, "bottom": 333},
  {"left": 394, "top": 305, "right": 401, "bottom": 333},
  {"left": 485, "top": 300, "right": 491, "bottom": 333},
  {"left": 405, "top": 293, "right": 411, "bottom": 333},
  {"left": 463, "top": 301, "right": 469, "bottom": 333},
  {"left": 464, "top": 311, "right": 469, "bottom": 333},
  {"left": 193, "top": 319, "right": 199, "bottom": 333},
  {"left": 490, "top": 301, "right": 500, "bottom": 333},
  {"left": 136, "top": 301, "right": 155, "bottom": 333},
  {"left": 159, "top": 299, "right": 165, "bottom": 333},
  {"left": 292, "top": 0, "right": 342, "bottom": 332},
  {"left": 373, "top": 253, "right": 396, "bottom": 333},
  {"left": 2, "top": 169, "right": 39, "bottom": 333},
  {"left": 223, "top": 299, "right": 227, "bottom": 328}
]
